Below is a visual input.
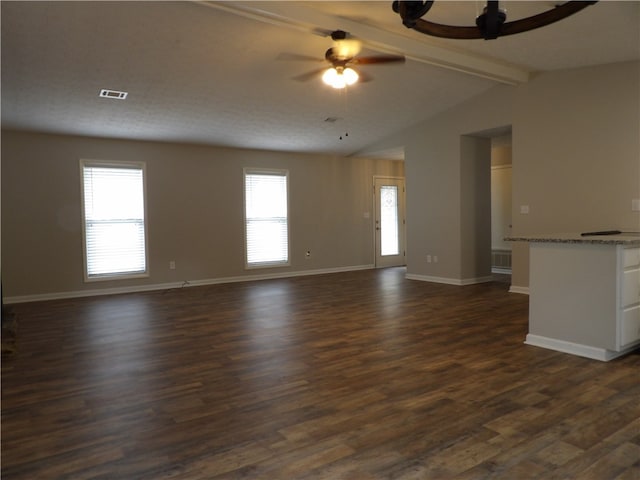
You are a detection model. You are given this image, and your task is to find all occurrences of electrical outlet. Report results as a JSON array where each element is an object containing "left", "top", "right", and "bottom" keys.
[
  {"left": 632, "top": 199, "right": 640, "bottom": 212},
  {"left": 169, "top": 261, "right": 176, "bottom": 270},
  {"left": 427, "top": 255, "right": 432, "bottom": 263},
  {"left": 433, "top": 256, "right": 439, "bottom": 263},
  {"left": 305, "top": 251, "right": 311, "bottom": 260}
]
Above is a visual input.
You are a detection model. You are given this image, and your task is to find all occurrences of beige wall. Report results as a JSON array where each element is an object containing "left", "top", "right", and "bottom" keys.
[
  {"left": 3, "top": 61, "right": 638, "bottom": 298},
  {"left": 510, "top": 61, "right": 640, "bottom": 288},
  {"left": 402, "top": 83, "right": 514, "bottom": 284},
  {"left": 1, "top": 131, "right": 403, "bottom": 299},
  {"left": 491, "top": 166, "right": 512, "bottom": 251},
  {"left": 460, "top": 135, "right": 492, "bottom": 281},
  {"left": 514, "top": 62, "right": 639, "bottom": 232},
  {"left": 385, "top": 61, "right": 639, "bottom": 289},
  {"left": 491, "top": 141, "right": 512, "bottom": 167}
]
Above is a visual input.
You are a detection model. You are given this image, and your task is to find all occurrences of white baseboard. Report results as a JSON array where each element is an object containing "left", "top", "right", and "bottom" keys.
[
  {"left": 405, "top": 274, "right": 493, "bottom": 286},
  {"left": 461, "top": 276, "right": 494, "bottom": 285},
  {"left": 509, "top": 285, "right": 530, "bottom": 295},
  {"left": 524, "top": 334, "right": 634, "bottom": 362},
  {"left": 4, "top": 281, "right": 185, "bottom": 304},
  {"left": 3, "top": 264, "right": 375, "bottom": 304}
]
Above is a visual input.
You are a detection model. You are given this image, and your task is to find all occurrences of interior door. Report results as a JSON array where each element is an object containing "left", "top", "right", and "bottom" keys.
[{"left": 374, "top": 177, "right": 406, "bottom": 268}]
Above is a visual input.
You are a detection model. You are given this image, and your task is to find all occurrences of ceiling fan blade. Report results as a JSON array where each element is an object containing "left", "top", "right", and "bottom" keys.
[
  {"left": 292, "top": 67, "right": 327, "bottom": 82},
  {"left": 352, "top": 55, "right": 406, "bottom": 65},
  {"left": 277, "top": 52, "right": 323, "bottom": 62}
]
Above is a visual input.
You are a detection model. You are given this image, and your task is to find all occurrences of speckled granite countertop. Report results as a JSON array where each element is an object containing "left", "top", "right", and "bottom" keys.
[{"left": 505, "top": 233, "right": 640, "bottom": 246}]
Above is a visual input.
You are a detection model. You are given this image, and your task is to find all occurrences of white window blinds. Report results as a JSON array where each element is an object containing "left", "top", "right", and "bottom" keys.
[
  {"left": 81, "top": 162, "right": 147, "bottom": 279},
  {"left": 244, "top": 170, "right": 289, "bottom": 267}
]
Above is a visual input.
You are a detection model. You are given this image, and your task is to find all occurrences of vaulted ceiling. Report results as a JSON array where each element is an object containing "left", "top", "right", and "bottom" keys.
[{"left": 2, "top": 1, "right": 638, "bottom": 158}]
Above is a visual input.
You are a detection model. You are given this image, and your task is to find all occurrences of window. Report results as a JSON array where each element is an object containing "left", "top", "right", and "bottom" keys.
[
  {"left": 380, "top": 185, "right": 400, "bottom": 256},
  {"left": 80, "top": 160, "right": 148, "bottom": 280},
  {"left": 244, "top": 169, "right": 289, "bottom": 268}
]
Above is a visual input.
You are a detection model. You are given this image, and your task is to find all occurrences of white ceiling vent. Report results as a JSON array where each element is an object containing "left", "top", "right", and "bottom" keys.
[{"left": 99, "top": 89, "right": 128, "bottom": 100}]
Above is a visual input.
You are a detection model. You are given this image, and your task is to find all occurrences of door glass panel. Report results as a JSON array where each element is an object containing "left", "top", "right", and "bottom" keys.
[{"left": 380, "top": 185, "right": 399, "bottom": 256}]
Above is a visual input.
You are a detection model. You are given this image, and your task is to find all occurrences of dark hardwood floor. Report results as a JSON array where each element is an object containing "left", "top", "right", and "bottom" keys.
[{"left": 2, "top": 268, "right": 639, "bottom": 479}]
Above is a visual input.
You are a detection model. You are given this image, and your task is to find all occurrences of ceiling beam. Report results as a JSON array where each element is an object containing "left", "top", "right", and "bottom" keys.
[{"left": 198, "top": 1, "right": 530, "bottom": 85}]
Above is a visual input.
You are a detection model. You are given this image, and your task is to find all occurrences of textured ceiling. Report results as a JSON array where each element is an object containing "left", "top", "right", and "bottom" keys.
[{"left": 1, "top": 1, "right": 638, "bottom": 159}]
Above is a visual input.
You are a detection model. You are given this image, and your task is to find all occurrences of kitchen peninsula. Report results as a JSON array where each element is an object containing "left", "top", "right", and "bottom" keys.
[{"left": 507, "top": 233, "right": 640, "bottom": 361}]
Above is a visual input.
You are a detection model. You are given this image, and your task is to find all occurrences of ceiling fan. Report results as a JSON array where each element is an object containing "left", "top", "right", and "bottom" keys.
[{"left": 285, "top": 30, "right": 405, "bottom": 89}]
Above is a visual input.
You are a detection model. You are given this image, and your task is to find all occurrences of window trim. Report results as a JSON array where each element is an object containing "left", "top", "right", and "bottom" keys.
[
  {"left": 243, "top": 167, "right": 290, "bottom": 269},
  {"left": 80, "top": 159, "right": 150, "bottom": 282}
]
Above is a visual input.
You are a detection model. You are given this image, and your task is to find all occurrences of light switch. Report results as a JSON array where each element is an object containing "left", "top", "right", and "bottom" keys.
[{"left": 520, "top": 205, "right": 530, "bottom": 214}]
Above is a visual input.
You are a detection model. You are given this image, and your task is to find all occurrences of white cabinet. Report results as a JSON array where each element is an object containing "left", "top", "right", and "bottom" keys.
[
  {"left": 619, "top": 247, "right": 640, "bottom": 348},
  {"left": 525, "top": 240, "right": 640, "bottom": 361}
]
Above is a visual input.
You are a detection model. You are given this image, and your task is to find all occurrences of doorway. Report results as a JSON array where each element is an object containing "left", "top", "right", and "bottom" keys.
[
  {"left": 374, "top": 177, "right": 406, "bottom": 268},
  {"left": 490, "top": 134, "right": 513, "bottom": 277}
]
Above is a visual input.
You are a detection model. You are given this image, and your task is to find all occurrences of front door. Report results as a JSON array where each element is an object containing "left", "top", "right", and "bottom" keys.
[{"left": 374, "top": 177, "right": 406, "bottom": 268}]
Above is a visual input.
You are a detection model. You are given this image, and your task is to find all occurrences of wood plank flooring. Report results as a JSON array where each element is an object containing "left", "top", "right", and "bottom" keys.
[{"left": 2, "top": 268, "right": 639, "bottom": 479}]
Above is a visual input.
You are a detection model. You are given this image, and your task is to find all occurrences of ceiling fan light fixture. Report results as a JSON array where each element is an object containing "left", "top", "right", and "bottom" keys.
[
  {"left": 343, "top": 67, "right": 359, "bottom": 85},
  {"left": 322, "top": 67, "right": 359, "bottom": 89},
  {"left": 291, "top": 30, "right": 403, "bottom": 87},
  {"left": 322, "top": 67, "right": 340, "bottom": 87}
]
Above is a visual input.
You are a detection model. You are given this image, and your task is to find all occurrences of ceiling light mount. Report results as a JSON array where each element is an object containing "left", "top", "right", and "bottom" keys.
[{"left": 392, "top": 1, "right": 597, "bottom": 40}]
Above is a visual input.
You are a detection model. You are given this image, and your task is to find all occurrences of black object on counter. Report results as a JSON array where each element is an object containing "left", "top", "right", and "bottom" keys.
[{"left": 580, "top": 230, "right": 622, "bottom": 236}]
